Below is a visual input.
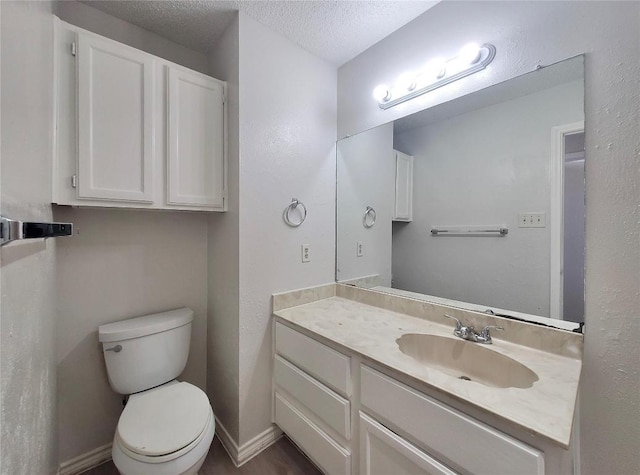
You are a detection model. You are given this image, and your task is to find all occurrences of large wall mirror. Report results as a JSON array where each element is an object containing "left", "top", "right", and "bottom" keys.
[{"left": 336, "top": 56, "right": 584, "bottom": 329}]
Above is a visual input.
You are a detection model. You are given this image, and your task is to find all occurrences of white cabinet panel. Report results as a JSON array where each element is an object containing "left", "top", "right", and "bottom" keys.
[
  {"left": 274, "top": 355, "right": 351, "bottom": 440},
  {"left": 275, "top": 323, "right": 352, "bottom": 397},
  {"left": 77, "top": 31, "right": 155, "bottom": 202},
  {"left": 360, "top": 365, "right": 545, "bottom": 475},
  {"left": 393, "top": 150, "right": 413, "bottom": 221},
  {"left": 167, "top": 67, "right": 225, "bottom": 209},
  {"left": 275, "top": 392, "right": 351, "bottom": 475},
  {"left": 360, "top": 412, "right": 458, "bottom": 475}
]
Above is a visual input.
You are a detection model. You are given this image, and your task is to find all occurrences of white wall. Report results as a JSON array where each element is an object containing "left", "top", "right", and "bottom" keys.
[
  {"left": 338, "top": 2, "right": 640, "bottom": 473},
  {"left": 52, "top": 2, "right": 211, "bottom": 465},
  {"left": 337, "top": 123, "right": 394, "bottom": 284},
  {"left": 237, "top": 12, "right": 337, "bottom": 445},
  {"left": 53, "top": 208, "right": 208, "bottom": 463},
  {"left": 54, "top": 0, "right": 208, "bottom": 74},
  {"left": 392, "top": 80, "right": 583, "bottom": 317},
  {"left": 207, "top": 14, "right": 241, "bottom": 443},
  {"left": 0, "top": 1, "right": 58, "bottom": 473}
]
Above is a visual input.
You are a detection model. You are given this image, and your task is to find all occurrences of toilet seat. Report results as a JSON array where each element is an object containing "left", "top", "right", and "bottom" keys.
[{"left": 116, "top": 382, "right": 211, "bottom": 463}]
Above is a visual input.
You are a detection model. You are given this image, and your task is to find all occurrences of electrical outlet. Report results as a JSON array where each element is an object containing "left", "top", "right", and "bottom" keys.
[
  {"left": 356, "top": 241, "right": 364, "bottom": 257},
  {"left": 519, "top": 212, "right": 546, "bottom": 228},
  {"left": 301, "top": 244, "right": 311, "bottom": 263}
]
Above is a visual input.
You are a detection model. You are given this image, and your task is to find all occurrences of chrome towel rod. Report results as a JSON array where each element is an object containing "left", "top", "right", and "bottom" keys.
[
  {"left": 1, "top": 215, "right": 73, "bottom": 246},
  {"left": 430, "top": 226, "right": 508, "bottom": 236}
]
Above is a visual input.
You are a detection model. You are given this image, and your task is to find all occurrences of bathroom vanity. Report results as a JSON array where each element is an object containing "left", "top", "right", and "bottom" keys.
[{"left": 271, "top": 284, "right": 582, "bottom": 475}]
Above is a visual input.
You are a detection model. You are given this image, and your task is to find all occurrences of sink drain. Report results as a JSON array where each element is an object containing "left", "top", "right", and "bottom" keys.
[{"left": 458, "top": 375, "right": 472, "bottom": 381}]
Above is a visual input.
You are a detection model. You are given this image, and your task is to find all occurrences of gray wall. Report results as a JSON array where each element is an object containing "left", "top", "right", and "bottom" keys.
[
  {"left": 392, "top": 80, "right": 583, "bottom": 317},
  {"left": 237, "top": 12, "right": 337, "bottom": 445},
  {"left": 53, "top": 2, "right": 210, "bottom": 465},
  {"left": 338, "top": 2, "right": 640, "bottom": 473},
  {"left": 207, "top": 14, "right": 241, "bottom": 443},
  {"left": 1, "top": 1, "right": 58, "bottom": 473},
  {"left": 54, "top": 0, "right": 208, "bottom": 74},
  {"left": 337, "top": 123, "right": 394, "bottom": 284}
]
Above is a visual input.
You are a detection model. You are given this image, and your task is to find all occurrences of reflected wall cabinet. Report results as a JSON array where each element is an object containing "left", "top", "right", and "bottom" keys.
[
  {"left": 393, "top": 150, "right": 413, "bottom": 222},
  {"left": 53, "top": 18, "right": 227, "bottom": 211}
]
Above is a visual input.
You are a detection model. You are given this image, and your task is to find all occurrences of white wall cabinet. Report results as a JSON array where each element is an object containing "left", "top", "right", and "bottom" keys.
[
  {"left": 273, "top": 320, "right": 571, "bottom": 475},
  {"left": 167, "top": 66, "right": 225, "bottom": 208},
  {"left": 53, "top": 18, "right": 227, "bottom": 211},
  {"left": 393, "top": 150, "right": 413, "bottom": 222},
  {"left": 76, "top": 31, "right": 156, "bottom": 203}
]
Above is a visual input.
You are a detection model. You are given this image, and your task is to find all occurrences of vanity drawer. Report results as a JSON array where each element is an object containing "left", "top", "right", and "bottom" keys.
[
  {"left": 275, "top": 322, "right": 351, "bottom": 397},
  {"left": 360, "top": 412, "right": 458, "bottom": 475},
  {"left": 274, "top": 355, "right": 351, "bottom": 439},
  {"left": 360, "top": 365, "right": 544, "bottom": 475},
  {"left": 275, "top": 392, "right": 351, "bottom": 475}
]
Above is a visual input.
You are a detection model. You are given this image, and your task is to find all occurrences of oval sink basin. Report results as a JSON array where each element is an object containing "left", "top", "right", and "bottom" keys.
[{"left": 396, "top": 333, "right": 539, "bottom": 389}]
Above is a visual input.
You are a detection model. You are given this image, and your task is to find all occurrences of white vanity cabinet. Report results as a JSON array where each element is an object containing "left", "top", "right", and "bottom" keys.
[
  {"left": 53, "top": 18, "right": 227, "bottom": 211},
  {"left": 273, "top": 321, "right": 561, "bottom": 475},
  {"left": 273, "top": 323, "right": 352, "bottom": 475},
  {"left": 360, "top": 365, "right": 545, "bottom": 475},
  {"left": 359, "top": 412, "right": 457, "bottom": 475},
  {"left": 393, "top": 150, "right": 413, "bottom": 222}
]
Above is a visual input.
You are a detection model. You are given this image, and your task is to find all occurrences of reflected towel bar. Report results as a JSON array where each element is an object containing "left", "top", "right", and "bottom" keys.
[{"left": 430, "top": 226, "right": 508, "bottom": 236}]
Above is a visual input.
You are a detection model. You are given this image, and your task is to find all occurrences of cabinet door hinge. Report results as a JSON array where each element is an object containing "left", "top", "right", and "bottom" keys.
[
  {"left": 71, "top": 175, "right": 77, "bottom": 188},
  {"left": 71, "top": 42, "right": 77, "bottom": 57}
]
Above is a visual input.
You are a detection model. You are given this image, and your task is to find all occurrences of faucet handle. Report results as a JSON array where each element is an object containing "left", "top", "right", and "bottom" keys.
[
  {"left": 480, "top": 325, "right": 504, "bottom": 340},
  {"left": 481, "top": 324, "right": 504, "bottom": 333},
  {"left": 443, "top": 314, "right": 462, "bottom": 330}
]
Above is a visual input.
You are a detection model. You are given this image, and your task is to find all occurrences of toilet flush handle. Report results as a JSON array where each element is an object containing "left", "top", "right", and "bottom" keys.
[{"left": 104, "top": 345, "right": 122, "bottom": 353}]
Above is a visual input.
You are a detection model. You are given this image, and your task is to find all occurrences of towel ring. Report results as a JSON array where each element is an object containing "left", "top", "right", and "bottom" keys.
[
  {"left": 363, "top": 206, "right": 376, "bottom": 228},
  {"left": 283, "top": 198, "right": 307, "bottom": 227}
]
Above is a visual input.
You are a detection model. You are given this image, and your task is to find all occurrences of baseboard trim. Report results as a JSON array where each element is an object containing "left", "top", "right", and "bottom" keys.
[
  {"left": 215, "top": 417, "right": 283, "bottom": 467},
  {"left": 57, "top": 443, "right": 112, "bottom": 475},
  {"left": 214, "top": 416, "right": 240, "bottom": 465},
  {"left": 57, "top": 420, "right": 282, "bottom": 473}
]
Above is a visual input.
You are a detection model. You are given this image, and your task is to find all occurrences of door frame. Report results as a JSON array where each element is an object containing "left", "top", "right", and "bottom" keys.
[{"left": 549, "top": 121, "right": 585, "bottom": 320}]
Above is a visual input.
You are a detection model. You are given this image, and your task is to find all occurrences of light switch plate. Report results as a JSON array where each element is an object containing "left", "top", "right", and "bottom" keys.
[{"left": 357, "top": 241, "right": 364, "bottom": 257}]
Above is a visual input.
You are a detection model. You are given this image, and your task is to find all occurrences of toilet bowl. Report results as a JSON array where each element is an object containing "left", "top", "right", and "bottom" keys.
[
  {"left": 98, "top": 308, "right": 215, "bottom": 475},
  {"left": 111, "top": 381, "right": 215, "bottom": 475}
]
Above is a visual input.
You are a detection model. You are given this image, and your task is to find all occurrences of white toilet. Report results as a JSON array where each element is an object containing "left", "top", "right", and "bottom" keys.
[{"left": 98, "top": 308, "right": 215, "bottom": 475}]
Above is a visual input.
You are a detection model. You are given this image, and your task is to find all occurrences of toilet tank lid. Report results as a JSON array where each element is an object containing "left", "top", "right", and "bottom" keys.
[{"left": 99, "top": 308, "right": 194, "bottom": 343}]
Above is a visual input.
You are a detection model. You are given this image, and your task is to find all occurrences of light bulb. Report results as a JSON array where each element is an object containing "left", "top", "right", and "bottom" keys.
[
  {"left": 423, "top": 59, "right": 446, "bottom": 81},
  {"left": 396, "top": 72, "right": 416, "bottom": 92},
  {"left": 459, "top": 43, "right": 481, "bottom": 65},
  {"left": 373, "top": 84, "right": 391, "bottom": 102}
]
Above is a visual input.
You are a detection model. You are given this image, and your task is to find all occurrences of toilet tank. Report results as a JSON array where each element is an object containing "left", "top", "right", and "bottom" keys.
[{"left": 98, "top": 308, "right": 193, "bottom": 395}]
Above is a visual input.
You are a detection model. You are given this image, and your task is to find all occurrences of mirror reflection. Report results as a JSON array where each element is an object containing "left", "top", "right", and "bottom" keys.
[{"left": 336, "top": 56, "right": 584, "bottom": 326}]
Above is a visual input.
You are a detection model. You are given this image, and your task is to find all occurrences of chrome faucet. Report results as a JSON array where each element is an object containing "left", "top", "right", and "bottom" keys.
[{"left": 444, "top": 314, "right": 503, "bottom": 344}]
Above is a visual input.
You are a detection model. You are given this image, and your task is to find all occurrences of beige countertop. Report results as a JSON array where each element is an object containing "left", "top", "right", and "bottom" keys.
[{"left": 273, "top": 285, "right": 582, "bottom": 449}]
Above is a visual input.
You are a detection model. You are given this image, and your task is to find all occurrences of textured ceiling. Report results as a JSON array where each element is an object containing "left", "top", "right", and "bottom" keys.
[{"left": 81, "top": 0, "right": 439, "bottom": 65}]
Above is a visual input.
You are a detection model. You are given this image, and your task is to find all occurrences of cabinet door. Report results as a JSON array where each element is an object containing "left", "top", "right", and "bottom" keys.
[
  {"left": 393, "top": 151, "right": 413, "bottom": 221},
  {"left": 167, "top": 67, "right": 225, "bottom": 209},
  {"left": 77, "top": 32, "right": 155, "bottom": 202},
  {"left": 360, "top": 412, "right": 457, "bottom": 475}
]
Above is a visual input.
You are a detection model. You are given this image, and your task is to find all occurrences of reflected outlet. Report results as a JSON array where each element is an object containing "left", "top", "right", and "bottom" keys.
[{"left": 519, "top": 212, "right": 546, "bottom": 228}]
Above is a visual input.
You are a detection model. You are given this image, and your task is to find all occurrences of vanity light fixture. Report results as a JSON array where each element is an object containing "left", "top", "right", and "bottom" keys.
[{"left": 373, "top": 43, "right": 496, "bottom": 109}]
